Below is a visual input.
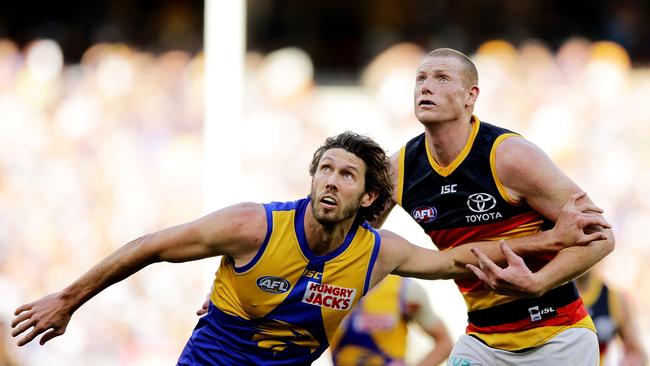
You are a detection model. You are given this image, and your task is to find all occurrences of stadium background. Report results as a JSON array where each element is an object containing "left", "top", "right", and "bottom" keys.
[{"left": 1, "top": 1, "right": 649, "bottom": 365}]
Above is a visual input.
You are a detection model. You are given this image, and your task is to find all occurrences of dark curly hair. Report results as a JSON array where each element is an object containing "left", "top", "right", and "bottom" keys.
[{"left": 309, "top": 131, "right": 393, "bottom": 223}]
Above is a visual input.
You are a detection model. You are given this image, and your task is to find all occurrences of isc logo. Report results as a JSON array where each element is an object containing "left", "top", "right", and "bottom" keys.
[
  {"left": 257, "top": 276, "right": 291, "bottom": 294},
  {"left": 411, "top": 206, "right": 437, "bottom": 224}
]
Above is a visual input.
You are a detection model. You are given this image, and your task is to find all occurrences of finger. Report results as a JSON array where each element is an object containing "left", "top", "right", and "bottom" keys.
[
  {"left": 583, "top": 214, "right": 612, "bottom": 229},
  {"left": 11, "top": 310, "right": 33, "bottom": 328},
  {"left": 39, "top": 328, "right": 64, "bottom": 345},
  {"left": 575, "top": 203, "right": 604, "bottom": 214},
  {"left": 16, "top": 326, "right": 47, "bottom": 347},
  {"left": 567, "top": 191, "right": 586, "bottom": 206},
  {"left": 470, "top": 247, "right": 502, "bottom": 273},
  {"left": 10, "top": 318, "right": 35, "bottom": 338},
  {"left": 466, "top": 264, "right": 488, "bottom": 282},
  {"left": 14, "top": 304, "right": 33, "bottom": 316},
  {"left": 581, "top": 232, "right": 608, "bottom": 243},
  {"left": 578, "top": 213, "right": 611, "bottom": 229},
  {"left": 500, "top": 242, "right": 526, "bottom": 267}
]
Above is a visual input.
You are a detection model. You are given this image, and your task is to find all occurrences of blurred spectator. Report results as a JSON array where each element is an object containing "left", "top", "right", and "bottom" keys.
[
  {"left": 330, "top": 275, "right": 453, "bottom": 366},
  {"left": 576, "top": 270, "right": 648, "bottom": 366}
]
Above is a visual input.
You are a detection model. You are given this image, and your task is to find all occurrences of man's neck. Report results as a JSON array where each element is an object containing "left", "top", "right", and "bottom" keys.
[
  {"left": 423, "top": 115, "right": 474, "bottom": 167},
  {"left": 304, "top": 204, "right": 354, "bottom": 256}
]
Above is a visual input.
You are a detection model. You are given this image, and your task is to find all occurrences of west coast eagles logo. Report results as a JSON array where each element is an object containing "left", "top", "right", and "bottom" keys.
[{"left": 253, "top": 319, "right": 320, "bottom": 354}]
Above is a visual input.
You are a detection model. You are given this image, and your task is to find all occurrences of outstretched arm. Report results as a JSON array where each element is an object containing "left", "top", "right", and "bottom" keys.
[
  {"left": 372, "top": 192, "right": 610, "bottom": 286},
  {"left": 11, "top": 202, "right": 266, "bottom": 346}
]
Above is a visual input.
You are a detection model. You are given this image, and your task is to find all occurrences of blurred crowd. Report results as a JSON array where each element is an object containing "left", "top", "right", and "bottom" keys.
[{"left": 1, "top": 36, "right": 649, "bottom": 365}]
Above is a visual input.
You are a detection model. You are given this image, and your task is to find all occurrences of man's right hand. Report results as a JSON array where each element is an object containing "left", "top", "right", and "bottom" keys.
[
  {"left": 548, "top": 191, "right": 611, "bottom": 251},
  {"left": 12, "top": 292, "right": 73, "bottom": 346},
  {"left": 196, "top": 292, "right": 210, "bottom": 316}
]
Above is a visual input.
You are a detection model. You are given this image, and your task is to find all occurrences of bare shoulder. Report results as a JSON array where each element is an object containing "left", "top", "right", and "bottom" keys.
[
  {"left": 495, "top": 135, "right": 551, "bottom": 177},
  {"left": 195, "top": 202, "right": 268, "bottom": 258},
  {"left": 494, "top": 135, "right": 579, "bottom": 213}
]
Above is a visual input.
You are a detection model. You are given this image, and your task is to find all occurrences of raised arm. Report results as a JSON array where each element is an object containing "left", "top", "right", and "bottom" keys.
[
  {"left": 371, "top": 192, "right": 610, "bottom": 286},
  {"left": 495, "top": 136, "right": 615, "bottom": 294},
  {"left": 11, "top": 202, "right": 267, "bottom": 346}
]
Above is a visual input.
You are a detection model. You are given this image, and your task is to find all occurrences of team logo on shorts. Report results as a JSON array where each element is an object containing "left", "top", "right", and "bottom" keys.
[
  {"left": 411, "top": 206, "right": 437, "bottom": 224},
  {"left": 528, "top": 305, "right": 557, "bottom": 322},
  {"left": 302, "top": 281, "right": 356, "bottom": 310},
  {"left": 257, "top": 276, "right": 291, "bottom": 294}
]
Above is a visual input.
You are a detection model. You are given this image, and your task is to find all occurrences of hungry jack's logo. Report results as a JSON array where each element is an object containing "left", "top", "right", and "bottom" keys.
[{"left": 302, "top": 281, "right": 356, "bottom": 310}]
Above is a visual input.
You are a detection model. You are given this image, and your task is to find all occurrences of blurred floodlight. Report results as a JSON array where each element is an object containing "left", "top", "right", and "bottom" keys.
[
  {"left": 585, "top": 41, "right": 630, "bottom": 102},
  {"left": 26, "top": 39, "right": 63, "bottom": 84},
  {"left": 362, "top": 43, "right": 425, "bottom": 119},
  {"left": 54, "top": 94, "right": 102, "bottom": 140},
  {"left": 97, "top": 53, "right": 134, "bottom": 98},
  {"left": 556, "top": 37, "right": 592, "bottom": 78},
  {"left": 527, "top": 104, "right": 574, "bottom": 158},
  {"left": 375, "top": 69, "right": 416, "bottom": 117},
  {"left": 476, "top": 39, "right": 518, "bottom": 68},
  {"left": 591, "top": 41, "right": 631, "bottom": 69},
  {"left": 474, "top": 39, "right": 517, "bottom": 99},
  {"left": 259, "top": 47, "right": 313, "bottom": 102}
]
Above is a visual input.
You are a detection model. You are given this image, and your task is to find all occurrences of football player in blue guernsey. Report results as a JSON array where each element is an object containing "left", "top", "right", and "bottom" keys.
[
  {"left": 377, "top": 48, "right": 616, "bottom": 365},
  {"left": 12, "top": 131, "right": 610, "bottom": 365}
]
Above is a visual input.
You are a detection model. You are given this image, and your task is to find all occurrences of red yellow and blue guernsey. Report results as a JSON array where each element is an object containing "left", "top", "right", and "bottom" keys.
[
  {"left": 330, "top": 275, "right": 409, "bottom": 366},
  {"left": 396, "top": 116, "right": 595, "bottom": 352},
  {"left": 177, "top": 197, "right": 381, "bottom": 365},
  {"left": 580, "top": 277, "right": 622, "bottom": 363}
]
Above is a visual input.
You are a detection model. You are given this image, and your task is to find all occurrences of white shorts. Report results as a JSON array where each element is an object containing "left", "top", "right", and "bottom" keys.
[{"left": 447, "top": 328, "right": 599, "bottom": 366}]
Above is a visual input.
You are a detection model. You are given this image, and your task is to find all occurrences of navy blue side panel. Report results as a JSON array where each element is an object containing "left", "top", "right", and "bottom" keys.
[
  {"left": 234, "top": 202, "right": 276, "bottom": 273},
  {"left": 362, "top": 223, "right": 381, "bottom": 296}
]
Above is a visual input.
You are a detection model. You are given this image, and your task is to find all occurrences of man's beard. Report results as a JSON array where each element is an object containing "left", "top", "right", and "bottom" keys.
[{"left": 311, "top": 192, "right": 364, "bottom": 227}]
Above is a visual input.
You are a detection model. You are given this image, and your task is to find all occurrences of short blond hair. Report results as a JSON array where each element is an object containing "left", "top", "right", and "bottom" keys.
[{"left": 425, "top": 48, "right": 478, "bottom": 88}]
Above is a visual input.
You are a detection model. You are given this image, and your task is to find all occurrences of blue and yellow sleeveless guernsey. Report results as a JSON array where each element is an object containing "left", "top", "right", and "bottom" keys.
[
  {"left": 396, "top": 116, "right": 594, "bottom": 352},
  {"left": 580, "top": 277, "right": 622, "bottom": 363},
  {"left": 330, "top": 275, "right": 409, "bottom": 366},
  {"left": 177, "top": 197, "right": 381, "bottom": 366}
]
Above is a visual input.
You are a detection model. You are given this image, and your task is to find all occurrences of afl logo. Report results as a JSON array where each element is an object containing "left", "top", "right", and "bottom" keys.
[
  {"left": 411, "top": 206, "right": 437, "bottom": 224},
  {"left": 467, "top": 193, "right": 497, "bottom": 213},
  {"left": 257, "top": 276, "right": 291, "bottom": 294}
]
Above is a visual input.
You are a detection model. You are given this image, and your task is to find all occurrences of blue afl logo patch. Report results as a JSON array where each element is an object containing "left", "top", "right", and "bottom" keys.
[
  {"left": 257, "top": 276, "right": 291, "bottom": 294},
  {"left": 411, "top": 206, "right": 437, "bottom": 224}
]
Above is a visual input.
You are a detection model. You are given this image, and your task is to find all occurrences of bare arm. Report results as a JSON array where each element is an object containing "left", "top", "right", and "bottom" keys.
[
  {"left": 617, "top": 292, "right": 648, "bottom": 366},
  {"left": 372, "top": 192, "right": 610, "bottom": 286},
  {"left": 11, "top": 202, "right": 267, "bottom": 346},
  {"left": 495, "top": 136, "right": 615, "bottom": 294},
  {"left": 405, "top": 281, "right": 453, "bottom": 366}
]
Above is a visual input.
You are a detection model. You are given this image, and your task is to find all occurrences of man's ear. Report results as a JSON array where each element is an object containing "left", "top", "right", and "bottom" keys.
[
  {"left": 466, "top": 85, "right": 479, "bottom": 108},
  {"left": 361, "top": 191, "right": 378, "bottom": 207}
]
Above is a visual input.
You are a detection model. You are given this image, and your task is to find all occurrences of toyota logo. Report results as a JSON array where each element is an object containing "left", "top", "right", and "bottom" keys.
[{"left": 467, "top": 193, "right": 497, "bottom": 213}]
